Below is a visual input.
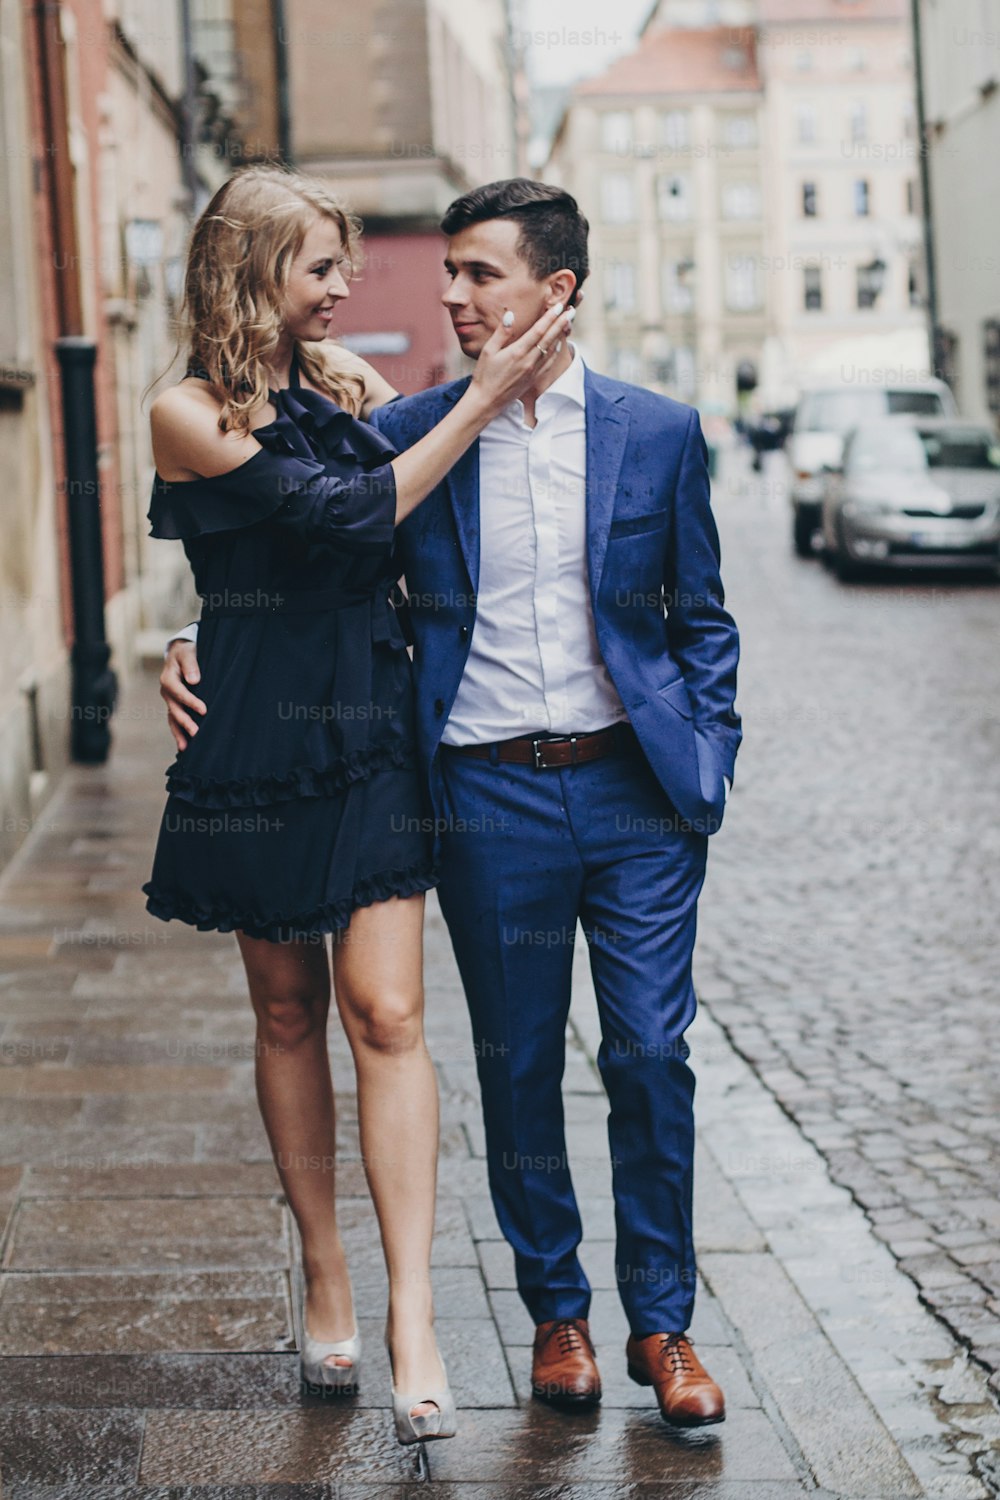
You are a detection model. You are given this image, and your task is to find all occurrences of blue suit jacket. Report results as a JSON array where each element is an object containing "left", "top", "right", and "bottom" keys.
[{"left": 371, "top": 367, "right": 741, "bottom": 840}]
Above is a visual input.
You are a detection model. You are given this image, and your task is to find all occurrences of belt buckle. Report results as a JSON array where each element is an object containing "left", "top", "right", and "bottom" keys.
[{"left": 531, "top": 734, "right": 578, "bottom": 768}]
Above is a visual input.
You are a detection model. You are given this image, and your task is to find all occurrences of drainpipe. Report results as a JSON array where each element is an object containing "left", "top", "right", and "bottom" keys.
[
  {"left": 909, "top": 0, "right": 940, "bottom": 379},
  {"left": 178, "top": 0, "right": 199, "bottom": 208},
  {"left": 272, "top": 0, "right": 293, "bottom": 165},
  {"left": 56, "top": 339, "right": 117, "bottom": 762},
  {"left": 35, "top": 1, "right": 117, "bottom": 761}
]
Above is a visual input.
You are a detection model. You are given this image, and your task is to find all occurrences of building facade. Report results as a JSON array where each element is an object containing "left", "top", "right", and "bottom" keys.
[
  {"left": 0, "top": 0, "right": 264, "bottom": 871},
  {"left": 756, "top": 0, "right": 926, "bottom": 406},
  {"left": 545, "top": 0, "right": 928, "bottom": 412},
  {"left": 283, "top": 0, "right": 520, "bottom": 390},
  {"left": 546, "top": 20, "right": 769, "bottom": 413},
  {"left": 915, "top": 0, "right": 1000, "bottom": 426}
]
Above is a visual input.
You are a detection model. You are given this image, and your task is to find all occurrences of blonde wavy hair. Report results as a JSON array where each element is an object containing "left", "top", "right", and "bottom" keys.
[{"left": 179, "top": 165, "right": 366, "bottom": 432}]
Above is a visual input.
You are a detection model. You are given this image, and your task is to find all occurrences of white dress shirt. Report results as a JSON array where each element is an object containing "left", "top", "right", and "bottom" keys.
[{"left": 441, "top": 346, "right": 627, "bottom": 745}]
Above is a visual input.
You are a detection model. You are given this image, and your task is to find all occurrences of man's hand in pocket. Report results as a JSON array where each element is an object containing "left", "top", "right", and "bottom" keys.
[{"left": 160, "top": 640, "right": 206, "bottom": 752}]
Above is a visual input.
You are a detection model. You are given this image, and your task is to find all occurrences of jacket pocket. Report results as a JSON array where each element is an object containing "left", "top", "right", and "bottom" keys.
[
  {"left": 609, "top": 507, "right": 668, "bottom": 539},
  {"left": 657, "top": 675, "right": 694, "bottom": 719}
]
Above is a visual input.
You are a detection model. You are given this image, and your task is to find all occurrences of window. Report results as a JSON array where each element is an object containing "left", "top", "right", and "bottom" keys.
[
  {"left": 850, "top": 102, "right": 868, "bottom": 143},
  {"left": 662, "top": 258, "right": 695, "bottom": 313},
  {"left": 725, "top": 254, "right": 761, "bottom": 312},
  {"left": 601, "top": 111, "right": 632, "bottom": 154},
  {"left": 846, "top": 48, "right": 866, "bottom": 70},
  {"left": 802, "top": 181, "right": 818, "bottom": 217},
  {"left": 722, "top": 181, "right": 761, "bottom": 220},
  {"left": 601, "top": 172, "right": 635, "bottom": 223},
  {"left": 856, "top": 262, "right": 882, "bottom": 309},
  {"left": 804, "top": 265, "right": 823, "bottom": 311},
  {"left": 854, "top": 179, "right": 870, "bottom": 216},
  {"left": 797, "top": 105, "right": 817, "bottom": 144},
  {"left": 795, "top": 51, "right": 813, "bottom": 71},
  {"left": 660, "top": 110, "right": 690, "bottom": 150},
  {"left": 657, "top": 173, "right": 692, "bottom": 222},
  {"left": 722, "top": 114, "right": 757, "bottom": 148},
  {"left": 603, "top": 260, "right": 636, "bottom": 314}
]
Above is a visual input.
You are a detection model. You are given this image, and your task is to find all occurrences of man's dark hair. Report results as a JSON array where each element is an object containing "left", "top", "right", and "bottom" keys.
[{"left": 440, "top": 179, "right": 589, "bottom": 306}]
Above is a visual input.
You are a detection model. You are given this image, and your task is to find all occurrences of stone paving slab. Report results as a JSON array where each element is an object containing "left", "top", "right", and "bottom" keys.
[
  {"left": 3, "top": 1194, "right": 287, "bottom": 1270},
  {"left": 0, "top": 1269, "right": 291, "bottom": 1355},
  {"left": 136, "top": 1410, "right": 423, "bottom": 1486},
  {"left": 422, "top": 1405, "right": 800, "bottom": 1485}
]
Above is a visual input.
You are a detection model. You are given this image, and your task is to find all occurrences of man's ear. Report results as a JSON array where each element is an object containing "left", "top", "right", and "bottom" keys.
[{"left": 548, "top": 270, "right": 578, "bottom": 308}]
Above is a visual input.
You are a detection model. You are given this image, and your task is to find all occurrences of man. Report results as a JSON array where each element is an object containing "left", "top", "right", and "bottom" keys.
[{"left": 162, "top": 179, "right": 741, "bottom": 1427}]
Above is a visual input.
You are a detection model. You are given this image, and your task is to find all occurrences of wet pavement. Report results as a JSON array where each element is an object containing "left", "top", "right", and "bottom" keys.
[
  {"left": 696, "top": 447, "right": 1000, "bottom": 1404},
  {"left": 0, "top": 443, "right": 999, "bottom": 1496}
]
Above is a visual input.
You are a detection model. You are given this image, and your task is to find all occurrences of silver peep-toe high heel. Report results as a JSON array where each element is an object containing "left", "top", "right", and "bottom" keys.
[
  {"left": 385, "top": 1330, "right": 457, "bottom": 1444},
  {"left": 299, "top": 1287, "right": 361, "bottom": 1395}
]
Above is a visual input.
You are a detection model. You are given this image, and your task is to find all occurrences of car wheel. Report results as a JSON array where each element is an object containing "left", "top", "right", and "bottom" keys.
[
  {"left": 792, "top": 507, "right": 815, "bottom": 557},
  {"left": 834, "top": 545, "right": 865, "bottom": 583}
]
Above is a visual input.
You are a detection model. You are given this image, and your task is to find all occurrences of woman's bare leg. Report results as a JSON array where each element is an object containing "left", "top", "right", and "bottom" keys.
[
  {"left": 332, "top": 892, "right": 445, "bottom": 1411},
  {"left": 236, "top": 931, "right": 354, "bottom": 1366}
]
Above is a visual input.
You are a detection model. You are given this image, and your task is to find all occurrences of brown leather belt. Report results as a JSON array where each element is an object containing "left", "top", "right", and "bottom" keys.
[{"left": 448, "top": 723, "right": 637, "bottom": 769}]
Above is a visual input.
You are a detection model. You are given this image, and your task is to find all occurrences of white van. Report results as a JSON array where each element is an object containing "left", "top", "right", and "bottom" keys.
[{"left": 787, "top": 379, "right": 959, "bottom": 556}]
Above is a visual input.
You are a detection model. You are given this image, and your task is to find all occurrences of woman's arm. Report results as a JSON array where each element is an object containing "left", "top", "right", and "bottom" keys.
[{"left": 153, "top": 301, "right": 572, "bottom": 527}]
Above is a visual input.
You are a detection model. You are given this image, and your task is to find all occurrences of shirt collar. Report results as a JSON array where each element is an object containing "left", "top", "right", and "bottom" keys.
[{"left": 536, "top": 341, "right": 586, "bottom": 411}]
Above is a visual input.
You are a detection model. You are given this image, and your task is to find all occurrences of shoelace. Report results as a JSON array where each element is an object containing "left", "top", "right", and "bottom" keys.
[
  {"left": 658, "top": 1332, "right": 697, "bottom": 1376},
  {"left": 553, "top": 1320, "right": 586, "bottom": 1356}
]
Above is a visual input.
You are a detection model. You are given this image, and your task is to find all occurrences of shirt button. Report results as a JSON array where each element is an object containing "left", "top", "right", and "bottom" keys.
[
  {"left": 459, "top": 625, "right": 469, "bottom": 642},
  {"left": 434, "top": 698, "right": 445, "bottom": 717}
]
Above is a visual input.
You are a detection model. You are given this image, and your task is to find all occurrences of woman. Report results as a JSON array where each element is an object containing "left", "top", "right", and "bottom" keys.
[{"left": 143, "top": 164, "right": 570, "bottom": 1444}]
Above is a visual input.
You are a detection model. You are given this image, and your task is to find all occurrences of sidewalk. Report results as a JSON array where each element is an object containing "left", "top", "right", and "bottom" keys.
[{"left": 0, "top": 671, "right": 997, "bottom": 1498}]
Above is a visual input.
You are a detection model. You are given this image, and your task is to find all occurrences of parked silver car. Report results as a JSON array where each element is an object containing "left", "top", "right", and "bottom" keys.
[
  {"left": 820, "top": 418, "right": 1000, "bottom": 580},
  {"left": 787, "top": 380, "right": 958, "bottom": 557}
]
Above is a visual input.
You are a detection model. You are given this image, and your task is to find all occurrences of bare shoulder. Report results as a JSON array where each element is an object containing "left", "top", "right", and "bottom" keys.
[
  {"left": 150, "top": 378, "right": 262, "bottom": 482},
  {"left": 150, "top": 379, "right": 222, "bottom": 452}
]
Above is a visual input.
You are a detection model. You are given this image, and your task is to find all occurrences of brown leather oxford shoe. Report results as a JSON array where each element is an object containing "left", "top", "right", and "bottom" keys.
[
  {"left": 531, "top": 1317, "right": 602, "bottom": 1409},
  {"left": 626, "top": 1331, "right": 725, "bottom": 1427}
]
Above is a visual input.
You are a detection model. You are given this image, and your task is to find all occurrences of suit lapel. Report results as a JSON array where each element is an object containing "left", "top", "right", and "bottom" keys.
[
  {"left": 584, "top": 369, "right": 630, "bottom": 605},
  {"left": 441, "top": 379, "right": 481, "bottom": 593}
]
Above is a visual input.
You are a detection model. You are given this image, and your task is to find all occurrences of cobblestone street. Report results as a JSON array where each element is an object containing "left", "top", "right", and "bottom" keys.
[
  {"left": 0, "top": 443, "right": 998, "bottom": 1496},
  {"left": 698, "top": 447, "right": 1000, "bottom": 1402}
]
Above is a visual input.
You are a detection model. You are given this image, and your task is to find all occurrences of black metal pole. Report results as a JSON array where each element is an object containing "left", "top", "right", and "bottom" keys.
[
  {"left": 273, "top": 0, "right": 293, "bottom": 165},
  {"left": 179, "top": 0, "right": 199, "bottom": 208},
  {"left": 910, "top": 0, "right": 940, "bottom": 377},
  {"left": 55, "top": 337, "right": 118, "bottom": 763}
]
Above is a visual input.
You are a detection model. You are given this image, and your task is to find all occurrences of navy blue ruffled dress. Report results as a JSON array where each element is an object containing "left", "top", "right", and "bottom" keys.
[{"left": 142, "top": 352, "right": 438, "bottom": 942}]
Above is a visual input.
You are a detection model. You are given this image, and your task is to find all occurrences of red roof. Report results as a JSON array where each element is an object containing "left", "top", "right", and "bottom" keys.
[{"left": 577, "top": 26, "right": 760, "bottom": 98}]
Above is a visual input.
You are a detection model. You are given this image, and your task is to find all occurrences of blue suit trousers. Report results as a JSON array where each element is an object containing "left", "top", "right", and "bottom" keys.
[{"left": 436, "top": 734, "right": 709, "bottom": 1336}]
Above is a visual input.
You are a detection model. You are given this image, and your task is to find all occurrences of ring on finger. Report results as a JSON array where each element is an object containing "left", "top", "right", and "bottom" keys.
[{"left": 536, "top": 343, "right": 549, "bottom": 356}]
